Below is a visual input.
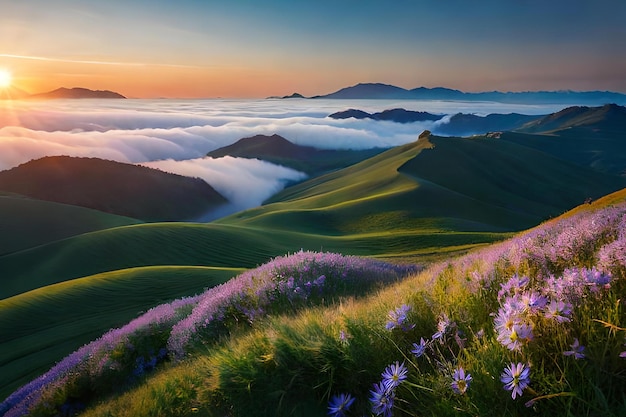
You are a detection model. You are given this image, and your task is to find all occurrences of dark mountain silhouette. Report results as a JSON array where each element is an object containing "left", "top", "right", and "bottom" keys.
[
  {"left": 329, "top": 108, "right": 443, "bottom": 123},
  {"left": 500, "top": 103, "right": 626, "bottom": 176},
  {"left": 266, "top": 92, "right": 305, "bottom": 99},
  {"left": 207, "top": 134, "right": 386, "bottom": 175},
  {"left": 28, "top": 87, "right": 126, "bottom": 99},
  {"left": 313, "top": 82, "right": 626, "bottom": 104},
  {"left": 0, "top": 156, "right": 226, "bottom": 221},
  {"left": 518, "top": 103, "right": 626, "bottom": 133},
  {"left": 436, "top": 113, "right": 543, "bottom": 136}
]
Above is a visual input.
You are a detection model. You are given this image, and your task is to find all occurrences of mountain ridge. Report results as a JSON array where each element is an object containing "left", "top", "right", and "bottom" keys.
[
  {"left": 0, "top": 156, "right": 226, "bottom": 221},
  {"left": 302, "top": 82, "right": 626, "bottom": 104}
]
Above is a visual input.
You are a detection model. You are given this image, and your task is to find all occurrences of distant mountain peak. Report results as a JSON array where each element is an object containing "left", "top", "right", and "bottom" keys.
[{"left": 28, "top": 87, "right": 126, "bottom": 99}]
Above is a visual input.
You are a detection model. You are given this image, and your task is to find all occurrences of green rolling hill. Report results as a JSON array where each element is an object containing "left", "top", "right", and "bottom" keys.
[
  {"left": 2, "top": 104, "right": 625, "bottom": 408},
  {"left": 0, "top": 266, "right": 242, "bottom": 399},
  {"left": 218, "top": 134, "right": 625, "bottom": 237},
  {"left": 0, "top": 193, "right": 141, "bottom": 255}
]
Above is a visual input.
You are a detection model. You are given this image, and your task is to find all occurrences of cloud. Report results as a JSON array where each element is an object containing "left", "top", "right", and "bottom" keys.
[
  {"left": 0, "top": 99, "right": 565, "bottom": 219},
  {"left": 140, "top": 157, "right": 307, "bottom": 220}
]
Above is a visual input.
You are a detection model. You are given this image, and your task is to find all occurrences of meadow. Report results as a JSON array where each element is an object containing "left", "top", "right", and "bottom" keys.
[
  {"left": 2, "top": 189, "right": 625, "bottom": 417},
  {"left": 1, "top": 100, "right": 625, "bottom": 416}
]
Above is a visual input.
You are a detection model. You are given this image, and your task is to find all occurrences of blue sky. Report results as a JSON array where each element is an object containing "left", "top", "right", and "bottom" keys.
[{"left": 1, "top": 0, "right": 625, "bottom": 97}]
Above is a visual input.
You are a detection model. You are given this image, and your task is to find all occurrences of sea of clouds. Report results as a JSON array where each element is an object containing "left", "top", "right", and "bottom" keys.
[{"left": 0, "top": 98, "right": 568, "bottom": 219}]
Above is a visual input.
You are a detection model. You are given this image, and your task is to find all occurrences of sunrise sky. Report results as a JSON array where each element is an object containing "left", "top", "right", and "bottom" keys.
[{"left": 1, "top": 0, "right": 625, "bottom": 98}]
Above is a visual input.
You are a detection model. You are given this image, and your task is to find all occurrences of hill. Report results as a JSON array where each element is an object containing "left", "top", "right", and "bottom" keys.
[
  {"left": 329, "top": 108, "right": 443, "bottom": 123},
  {"left": 499, "top": 103, "right": 626, "bottom": 176},
  {"left": 0, "top": 193, "right": 141, "bottom": 255},
  {"left": 218, "top": 134, "right": 625, "bottom": 245},
  {"left": 518, "top": 103, "right": 626, "bottom": 134},
  {"left": 207, "top": 134, "right": 386, "bottom": 175},
  {"left": 0, "top": 156, "right": 227, "bottom": 221},
  {"left": 0, "top": 265, "right": 242, "bottom": 400},
  {"left": 28, "top": 87, "right": 126, "bottom": 99},
  {"left": 435, "top": 112, "right": 543, "bottom": 136},
  {"left": 3, "top": 191, "right": 625, "bottom": 416},
  {"left": 314, "top": 82, "right": 626, "bottom": 104},
  {"left": 328, "top": 107, "right": 542, "bottom": 135}
]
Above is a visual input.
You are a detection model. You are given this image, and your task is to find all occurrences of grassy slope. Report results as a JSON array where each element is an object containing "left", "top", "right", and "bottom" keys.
[
  {"left": 0, "top": 265, "right": 243, "bottom": 399},
  {"left": 219, "top": 135, "right": 625, "bottom": 238},
  {"left": 0, "top": 193, "right": 141, "bottom": 255},
  {"left": 77, "top": 190, "right": 626, "bottom": 417}
]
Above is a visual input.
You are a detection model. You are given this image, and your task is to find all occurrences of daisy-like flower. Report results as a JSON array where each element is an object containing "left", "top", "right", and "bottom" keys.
[
  {"left": 381, "top": 361, "right": 408, "bottom": 390},
  {"left": 501, "top": 362, "right": 531, "bottom": 399},
  {"left": 563, "top": 338, "right": 586, "bottom": 359},
  {"left": 544, "top": 299, "right": 572, "bottom": 323},
  {"left": 411, "top": 337, "right": 427, "bottom": 358},
  {"left": 385, "top": 304, "right": 415, "bottom": 331},
  {"left": 328, "top": 393, "right": 355, "bottom": 417},
  {"left": 497, "top": 322, "right": 533, "bottom": 351},
  {"left": 370, "top": 381, "right": 394, "bottom": 417},
  {"left": 451, "top": 367, "right": 472, "bottom": 395}
]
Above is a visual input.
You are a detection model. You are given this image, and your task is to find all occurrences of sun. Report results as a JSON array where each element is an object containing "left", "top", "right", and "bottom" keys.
[{"left": 0, "top": 69, "right": 13, "bottom": 89}]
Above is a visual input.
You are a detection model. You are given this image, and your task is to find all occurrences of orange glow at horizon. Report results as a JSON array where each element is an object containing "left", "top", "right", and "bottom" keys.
[{"left": 0, "top": 69, "right": 12, "bottom": 89}]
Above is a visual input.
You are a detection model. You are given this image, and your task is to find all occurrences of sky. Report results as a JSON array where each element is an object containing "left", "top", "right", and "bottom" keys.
[{"left": 1, "top": 0, "right": 625, "bottom": 98}]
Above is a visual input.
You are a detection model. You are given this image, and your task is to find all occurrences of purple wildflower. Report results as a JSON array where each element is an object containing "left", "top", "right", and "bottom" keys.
[
  {"left": 497, "top": 323, "right": 533, "bottom": 351},
  {"left": 544, "top": 299, "right": 572, "bottom": 323},
  {"left": 381, "top": 361, "right": 408, "bottom": 390},
  {"left": 328, "top": 393, "right": 355, "bottom": 417},
  {"left": 432, "top": 313, "right": 450, "bottom": 340},
  {"left": 386, "top": 304, "right": 414, "bottom": 331},
  {"left": 451, "top": 367, "right": 472, "bottom": 395},
  {"left": 563, "top": 338, "right": 586, "bottom": 359},
  {"left": 411, "top": 337, "right": 427, "bottom": 358},
  {"left": 501, "top": 362, "right": 531, "bottom": 400},
  {"left": 369, "top": 381, "right": 394, "bottom": 417}
]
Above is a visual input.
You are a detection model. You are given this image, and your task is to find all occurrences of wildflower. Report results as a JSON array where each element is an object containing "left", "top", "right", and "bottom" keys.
[
  {"left": 339, "top": 329, "right": 350, "bottom": 346},
  {"left": 501, "top": 362, "right": 531, "bottom": 400},
  {"left": 386, "top": 304, "right": 414, "bottom": 331},
  {"left": 498, "top": 275, "right": 529, "bottom": 300},
  {"left": 497, "top": 322, "right": 533, "bottom": 351},
  {"left": 563, "top": 338, "right": 586, "bottom": 359},
  {"left": 521, "top": 291, "right": 547, "bottom": 312},
  {"left": 619, "top": 340, "right": 626, "bottom": 358},
  {"left": 544, "top": 299, "right": 572, "bottom": 323},
  {"left": 451, "top": 367, "right": 472, "bottom": 395},
  {"left": 432, "top": 313, "right": 450, "bottom": 340},
  {"left": 328, "top": 393, "right": 355, "bottom": 417},
  {"left": 370, "top": 381, "right": 394, "bottom": 417},
  {"left": 381, "top": 361, "right": 408, "bottom": 389},
  {"left": 411, "top": 337, "right": 427, "bottom": 358}
]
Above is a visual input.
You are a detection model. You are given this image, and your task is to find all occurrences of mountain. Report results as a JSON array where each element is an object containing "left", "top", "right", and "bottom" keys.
[
  {"left": 316, "top": 83, "right": 412, "bottom": 99},
  {"left": 207, "top": 134, "right": 386, "bottom": 175},
  {"left": 518, "top": 103, "right": 626, "bottom": 133},
  {"left": 329, "top": 108, "right": 443, "bottom": 123},
  {"left": 435, "top": 112, "right": 543, "bottom": 136},
  {"left": 496, "top": 103, "right": 626, "bottom": 176},
  {"left": 0, "top": 156, "right": 226, "bottom": 221},
  {"left": 267, "top": 92, "right": 305, "bottom": 99},
  {"left": 221, "top": 133, "right": 626, "bottom": 240},
  {"left": 314, "top": 82, "right": 626, "bottom": 104},
  {"left": 28, "top": 87, "right": 126, "bottom": 99}
]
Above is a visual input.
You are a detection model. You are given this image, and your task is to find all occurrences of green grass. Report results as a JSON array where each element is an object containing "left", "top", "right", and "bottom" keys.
[
  {"left": 0, "top": 194, "right": 141, "bottom": 255},
  {"left": 0, "top": 265, "right": 243, "bottom": 400},
  {"left": 220, "top": 135, "right": 624, "bottom": 236},
  {"left": 75, "top": 195, "right": 626, "bottom": 417}
]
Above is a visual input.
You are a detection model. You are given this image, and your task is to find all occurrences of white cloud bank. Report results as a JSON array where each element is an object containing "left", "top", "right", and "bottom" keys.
[{"left": 0, "top": 99, "right": 565, "bottom": 218}]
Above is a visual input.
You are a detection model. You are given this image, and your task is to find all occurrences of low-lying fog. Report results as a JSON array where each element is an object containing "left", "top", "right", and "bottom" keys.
[{"left": 0, "top": 99, "right": 571, "bottom": 219}]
